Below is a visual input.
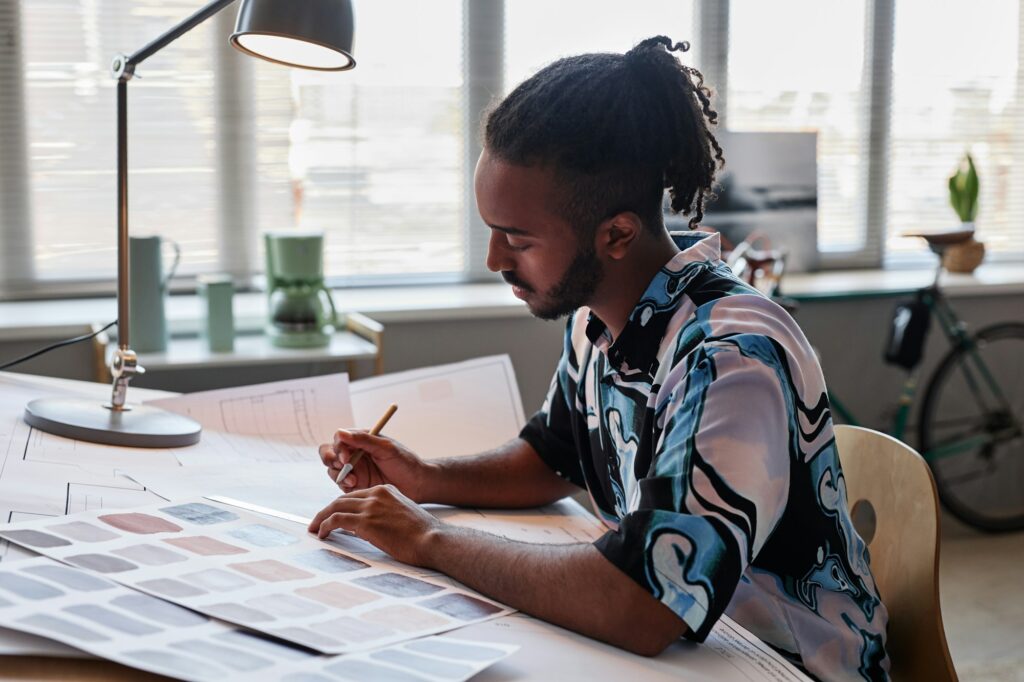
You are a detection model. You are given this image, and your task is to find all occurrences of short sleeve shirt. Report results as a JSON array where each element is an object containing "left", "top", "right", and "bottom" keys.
[{"left": 520, "top": 232, "right": 890, "bottom": 682}]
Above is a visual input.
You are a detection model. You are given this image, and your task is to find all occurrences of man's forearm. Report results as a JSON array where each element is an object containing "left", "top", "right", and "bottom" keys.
[
  {"left": 422, "top": 524, "right": 688, "bottom": 656},
  {"left": 421, "top": 438, "right": 579, "bottom": 509}
]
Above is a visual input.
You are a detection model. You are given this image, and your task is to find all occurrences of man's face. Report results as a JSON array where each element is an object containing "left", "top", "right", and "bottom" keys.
[{"left": 474, "top": 149, "right": 603, "bottom": 320}]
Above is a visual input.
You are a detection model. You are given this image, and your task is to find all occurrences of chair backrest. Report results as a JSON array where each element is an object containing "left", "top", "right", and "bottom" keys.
[{"left": 833, "top": 425, "right": 958, "bottom": 682}]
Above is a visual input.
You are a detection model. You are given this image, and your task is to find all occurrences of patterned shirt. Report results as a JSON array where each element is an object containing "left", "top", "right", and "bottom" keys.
[{"left": 520, "top": 232, "right": 890, "bottom": 681}]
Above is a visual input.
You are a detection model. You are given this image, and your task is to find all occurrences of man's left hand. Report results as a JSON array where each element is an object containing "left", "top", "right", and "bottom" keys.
[{"left": 307, "top": 484, "right": 440, "bottom": 567}]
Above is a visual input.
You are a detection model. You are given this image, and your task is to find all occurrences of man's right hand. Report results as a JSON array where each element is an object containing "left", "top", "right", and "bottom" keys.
[{"left": 319, "top": 430, "right": 435, "bottom": 503}]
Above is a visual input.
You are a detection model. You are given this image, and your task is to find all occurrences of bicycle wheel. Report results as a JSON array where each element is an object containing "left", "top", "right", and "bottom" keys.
[{"left": 918, "top": 322, "right": 1024, "bottom": 531}]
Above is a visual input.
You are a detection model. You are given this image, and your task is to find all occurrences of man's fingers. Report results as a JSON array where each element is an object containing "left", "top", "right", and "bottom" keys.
[
  {"left": 335, "top": 430, "right": 391, "bottom": 456},
  {"left": 306, "top": 495, "right": 368, "bottom": 532},
  {"left": 315, "top": 512, "right": 359, "bottom": 539}
]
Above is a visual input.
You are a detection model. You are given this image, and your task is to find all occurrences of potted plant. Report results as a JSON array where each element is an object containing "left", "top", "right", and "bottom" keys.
[{"left": 944, "top": 152, "right": 985, "bottom": 273}]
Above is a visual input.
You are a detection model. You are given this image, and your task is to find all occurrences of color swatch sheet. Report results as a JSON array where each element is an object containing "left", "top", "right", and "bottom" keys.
[
  {"left": 0, "top": 556, "right": 517, "bottom": 682},
  {"left": 0, "top": 499, "right": 512, "bottom": 654}
]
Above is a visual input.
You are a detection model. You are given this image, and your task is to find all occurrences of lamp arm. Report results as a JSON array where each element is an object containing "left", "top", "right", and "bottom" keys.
[
  {"left": 107, "top": 0, "right": 238, "bottom": 411},
  {"left": 126, "top": 0, "right": 239, "bottom": 73}
]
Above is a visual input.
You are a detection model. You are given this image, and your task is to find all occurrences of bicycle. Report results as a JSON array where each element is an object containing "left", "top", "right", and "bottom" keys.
[{"left": 820, "top": 230, "right": 1024, "bottom": 531}]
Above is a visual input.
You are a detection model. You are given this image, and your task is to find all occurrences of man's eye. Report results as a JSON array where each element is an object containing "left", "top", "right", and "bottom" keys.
[{"left": 507, "top": 238, "right": 530, "bottom": 251}]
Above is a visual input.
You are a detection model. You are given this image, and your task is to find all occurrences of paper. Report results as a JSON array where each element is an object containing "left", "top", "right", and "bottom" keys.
[
  {"left": 126, "top": 461, "right": 340, "bottom": 524},
  {"left": 0, "top": 556, "right": 517, "bottom": 682},
  {"left": 350, "top": 356, "right": 525, "bottom": 459},
  {"left": 0, "top": 498, "right": 512, "bottom": 655},
  {"left": 455, "top": 612, "right": 810, "bottom": 682},
  {"left": 146, "top": 373, "right": 355, "bottom": 466}
]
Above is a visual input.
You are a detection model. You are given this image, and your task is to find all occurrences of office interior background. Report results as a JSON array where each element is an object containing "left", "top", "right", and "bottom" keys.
[{"left": 0, "top": 2, "right": 1021, "bottom": 680}]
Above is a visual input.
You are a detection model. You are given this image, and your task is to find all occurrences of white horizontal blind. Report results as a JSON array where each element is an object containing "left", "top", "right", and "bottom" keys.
[
  {"left": 16, "top": 0, "right": 224, "bottom": 290},
  {"left": 504, "top": 0, "right": 697, "bottom": 93},
  {"left": 723, "top": 0, "right": 874, "bottom": 261},
  {"left": 252, "top": 0, "right": 467, "bottom": 284},
  {"left": 886, "top": 0, "right": 1024, "bottom": 263}
]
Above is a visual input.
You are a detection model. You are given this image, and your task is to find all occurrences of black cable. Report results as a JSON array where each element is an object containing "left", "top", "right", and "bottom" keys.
[{"left": 0, "top": 321, "right": 117, "bottom": 372}]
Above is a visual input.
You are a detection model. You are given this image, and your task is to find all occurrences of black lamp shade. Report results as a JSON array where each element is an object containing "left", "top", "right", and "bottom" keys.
[{"left": 231, "top": 0, "right": 355, "bottom": 71}]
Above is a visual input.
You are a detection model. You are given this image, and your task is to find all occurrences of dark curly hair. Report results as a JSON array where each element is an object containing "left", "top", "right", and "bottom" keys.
[{"left": 483, "top": 36, "right": 724, "bottom": 235}]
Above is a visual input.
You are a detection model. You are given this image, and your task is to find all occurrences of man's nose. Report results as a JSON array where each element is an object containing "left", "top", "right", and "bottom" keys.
[{"left": 485, "top": 230, "right": 511, "bottom": 273}]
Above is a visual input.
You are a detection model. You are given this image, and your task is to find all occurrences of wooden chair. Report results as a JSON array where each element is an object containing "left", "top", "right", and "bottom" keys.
[{"left": 834, "top": 425, "right": 958, "bottom": 682}]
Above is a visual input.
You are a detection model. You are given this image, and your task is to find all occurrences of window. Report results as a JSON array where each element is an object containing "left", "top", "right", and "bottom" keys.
[
  {"left": 886, "top": 0, "right": 1024, "bottom": 263},
  {"left": 725, "top": 0, "right": 871, "bottom": 259},
  {"left": 1, "top": 0, "right": 1021, "bottom": 300}
]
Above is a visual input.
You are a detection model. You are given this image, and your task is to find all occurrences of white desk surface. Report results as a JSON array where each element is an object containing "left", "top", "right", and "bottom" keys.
[{"left": 0, "top": 372, "right": 810, "bottom": 682}]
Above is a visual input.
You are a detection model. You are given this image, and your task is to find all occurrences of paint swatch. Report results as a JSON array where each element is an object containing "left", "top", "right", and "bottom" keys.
[
  {"left": 137, "top": 578, "right": 207, "bottom": 599},
  {"left": 110, "top": 594, "right": 207, "bottom": 628},
  {"left": 421, "top": 593, "right": 505, "bottom": 620},
  {"left": 354, "top": 572, "right": 445, "bottom": 598},
  {"left": 228, "top": 559, "right": 314, "bottom": 583},
  {"left": 228, "top": 524, "right": 298, "bottom": 548},
  {"left": 0, "top": 557, "right": 517, "bottom": 682},
  {"left": 0, "top": 574, "right": 63, "bottom": 600},
  {"left": 66, "top": 553, "right": 137, "bottom": 574},
  {"left": 23, "top": 564, "right": 113, "bottom": 592},
  {"left": 0, "top": 529, "right": 70, "bottom": 548},
  {"left": 161, "top": 503, "right": 239, "bottom": 526},
  {"left": 246, "top": 593, "right": 326, "bottom": 618},
  {"left": 292, "top": 548, "right": 369, "bottom": 573},
  {"left": 113, "top": 544, "right": 187, "bottom": 566},
  {"left": 63, "top": 604, "right": 161, "bottom": 636},
  {"left": 98, "top": 513, "right": 181, "bottom": 535},
  {"left": 0, "top": 498, "right": 512, "bottom": 656},
  {"left": 295, "top": 581, "right": 379, "bottom": 609},
  {"left": 48, "top": 521, "right": 118, "bottom": 543},
  {"left": 164, "top": 535, "right": 247, "bottom": 556}
]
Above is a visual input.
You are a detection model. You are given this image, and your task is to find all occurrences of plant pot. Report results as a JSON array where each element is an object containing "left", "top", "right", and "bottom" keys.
[{"left": 943, "top": 236, "right": 985, "bottom": 274}]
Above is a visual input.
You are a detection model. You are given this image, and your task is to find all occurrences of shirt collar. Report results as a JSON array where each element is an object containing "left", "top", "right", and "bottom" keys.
[{"left": 585, "top": 231, "right": 722, "bottom": 374}]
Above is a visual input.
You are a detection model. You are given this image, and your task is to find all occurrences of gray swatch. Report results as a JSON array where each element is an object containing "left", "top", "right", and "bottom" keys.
[
  {"left": 246, "top": 593, "right": 326, "bottom": 618},
  {"left": 205, "top": 602, "right": 274, "bottom": 624},
  {"left": 228, "top": 524, "right": 298, "bottom": 548},
  {"left": 17, "top": 614, "right": 109, "bottom": 642},
  {"left": 161, "top": 502, "right": 239, "bottom": 525},
  {"left": 48, "top": 521, "right": 118, "bottom": 543},
  {"left": 63, "top": 604, "right": 161, "bottom": 635},
  {"left": 66, "top": 553, "right": 137, "bottom": 574},
  {"left": 111, "top": 594, "right": 207, "bottom": 627},
  {"left": 213, "top": 630, "right": 316, "bottom": 661},
  {"left": 0, "top": 530, "right": 70, "bottom": 549},
  {"left": 113, "top": 543, "right": 188, "bottom": 566},
  {"left": 171, "top": 639, "right": 272, "bottom": 671},
  {"left": 353, "top": 573, "right": 444, "bottom": 598},
  {"left": 126, "top": 649, "right": 222, "bottom": 678},
  {"left": 138, "top": 578, "right": 206, "bottom": 598},
  {"left": 0, "top": 573, "right": 63, "bottom": 600},
  {"left": 23, "top": 564, "right": 113, "bottom": 592},
  {"left": 180, "top": 568, "right": 254, "bottom": 593},
  {"left": 420, "top": 593, "right": 503, "bottom": 620},
  {"left": 325, "top": 659, "right": 429, "bottom": 681},
  {"left": 292, "top": 549, "right": 369, "bottom": 574}
]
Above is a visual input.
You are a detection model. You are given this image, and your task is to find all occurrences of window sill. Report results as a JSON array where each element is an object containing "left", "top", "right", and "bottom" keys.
[{"left": 0, "top": 264, "right": 1021, "bottom": 342}]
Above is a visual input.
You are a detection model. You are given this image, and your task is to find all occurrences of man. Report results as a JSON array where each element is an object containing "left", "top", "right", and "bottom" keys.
[{"left": 309, "top": 36, "right": 889, "bottom": 681}]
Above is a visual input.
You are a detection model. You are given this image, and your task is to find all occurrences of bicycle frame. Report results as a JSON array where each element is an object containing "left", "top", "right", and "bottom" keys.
[{"left": 827, "top": 280, "right": 1016, "bottom": 461}]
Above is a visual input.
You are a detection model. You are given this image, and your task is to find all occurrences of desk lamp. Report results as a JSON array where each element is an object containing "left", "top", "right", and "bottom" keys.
[{"left": 23, "top": 0, "right": 355, "bottom": 447}]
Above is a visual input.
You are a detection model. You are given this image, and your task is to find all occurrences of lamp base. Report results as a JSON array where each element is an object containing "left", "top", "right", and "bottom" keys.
[{"left": 24, "top": 398, "right": 201, "bottom": 448}]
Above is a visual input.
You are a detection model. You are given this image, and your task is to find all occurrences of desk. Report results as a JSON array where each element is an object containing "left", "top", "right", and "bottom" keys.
[{"left": 0, "top": 372, "right": 809, "bottom": 682}]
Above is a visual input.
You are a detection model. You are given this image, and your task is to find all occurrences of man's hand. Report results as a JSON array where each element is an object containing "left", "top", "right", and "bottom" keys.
[
  {"left": 319, "top": 430, "right": 435, "bottom": 502},
  {"left": 307, "top": 484, "right": 440, "bottom": 566}
]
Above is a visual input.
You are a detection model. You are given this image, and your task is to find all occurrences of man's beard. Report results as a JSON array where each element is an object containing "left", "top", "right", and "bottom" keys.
[{"left": 503, "top": 245, "right": 603, "bottom": 321}]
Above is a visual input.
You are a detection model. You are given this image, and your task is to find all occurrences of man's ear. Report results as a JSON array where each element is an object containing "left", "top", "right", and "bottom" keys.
[{"left": 596, "top": 211, "right": 644, "bottom": 260}]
